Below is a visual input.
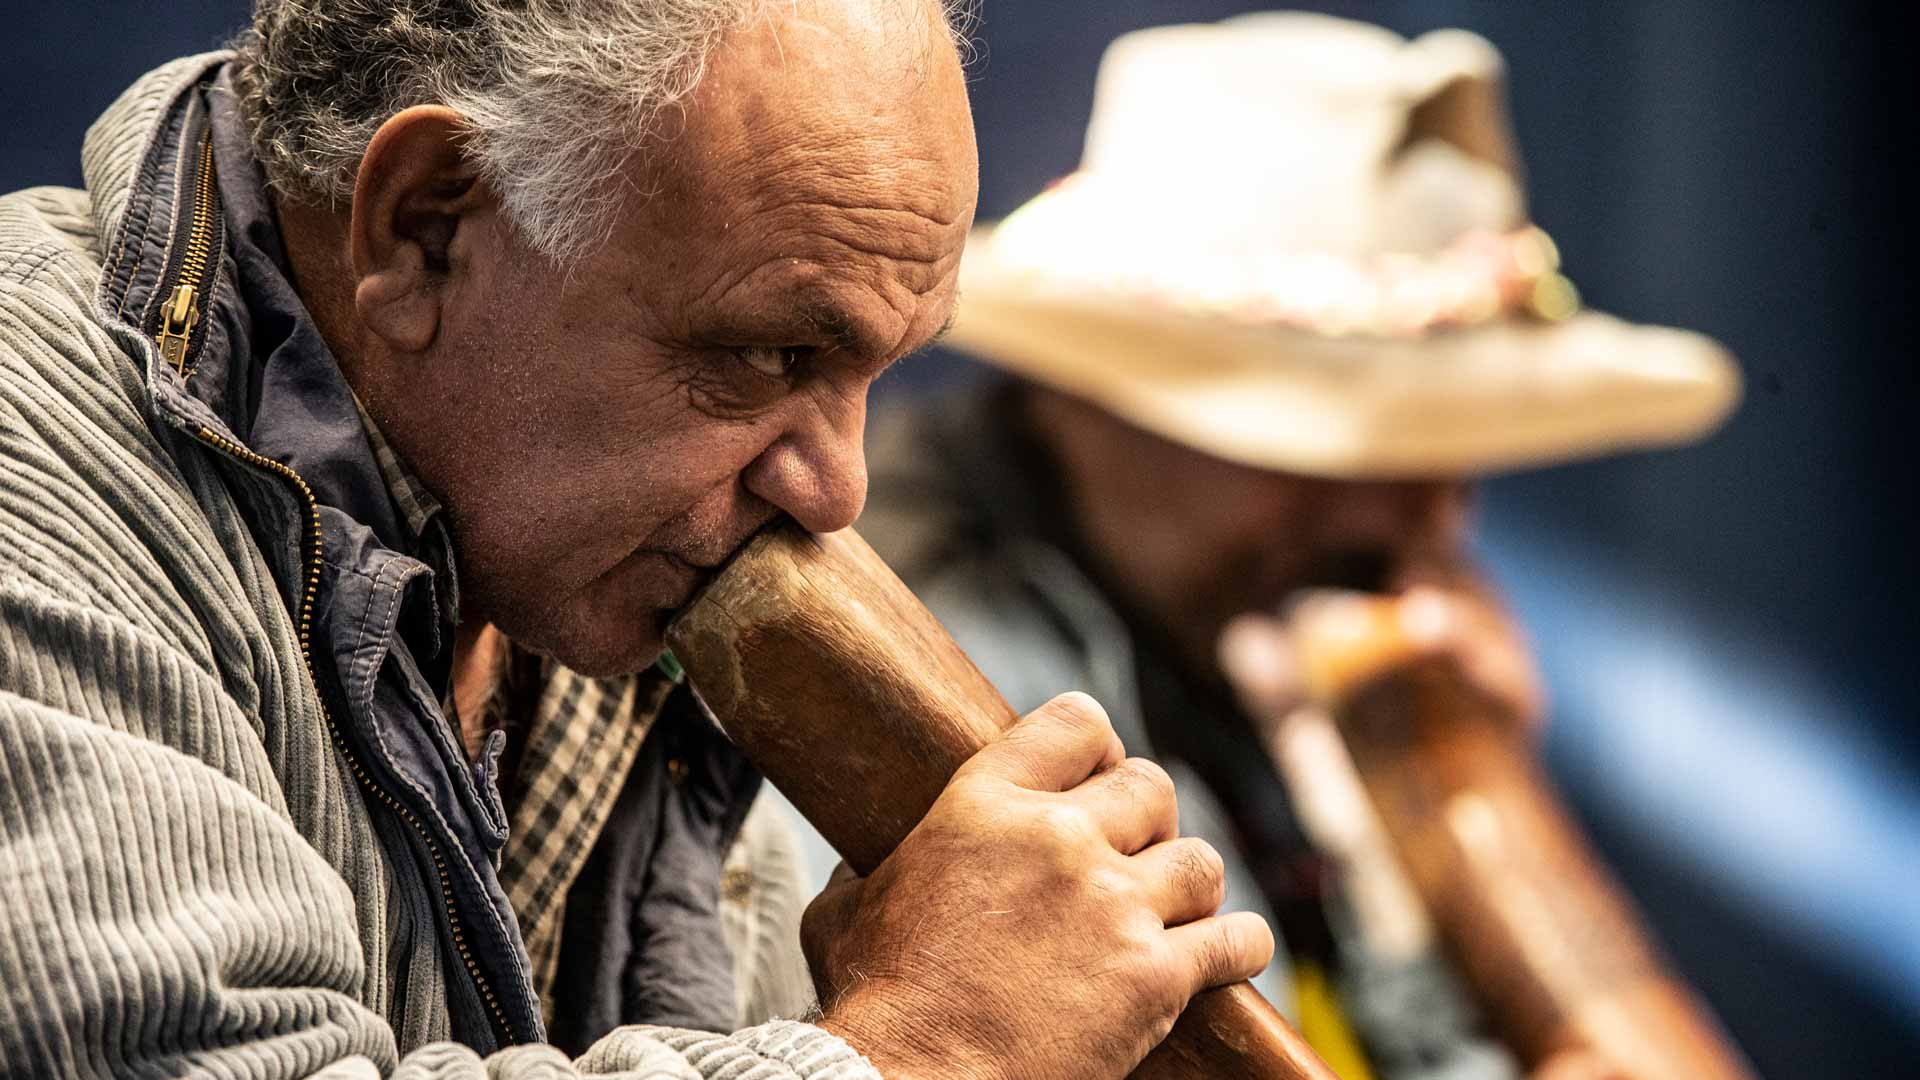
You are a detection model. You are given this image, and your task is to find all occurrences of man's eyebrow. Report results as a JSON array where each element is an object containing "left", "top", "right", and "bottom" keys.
[
  {"left": 802, "top": 303, "right": 864, "bottom": 352},
  {"left": 801, "top": 302, "right": 957, "bottom": 357}
]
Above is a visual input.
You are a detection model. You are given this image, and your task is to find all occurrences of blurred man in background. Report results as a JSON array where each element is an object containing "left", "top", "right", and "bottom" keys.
[{"left": 859, "top": 15, "right": 1740, "bottom": 1079}]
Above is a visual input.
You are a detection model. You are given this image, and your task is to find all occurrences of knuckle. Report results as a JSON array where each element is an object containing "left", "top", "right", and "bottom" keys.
[
  {"left": 1191, "top": 837, "right": 1228, "bottom": 880},
  {"left": 1171, "top": 839, "right": 1227, "bottom": 909},
  {"left": 1043, "top": 690, "right": 1112, "bottom": 739},
  {"left": 998, "top": 745, "right": 1054, "bottom": 789},
  {"left": 945, "top": 770, "right": 991, "bottom": 801},
  {"left": 930, "top": 772, "right": 994, "bottom": 819},
  {"left": 1119, "top": 756, "right": 1176, "bottom": 804}
]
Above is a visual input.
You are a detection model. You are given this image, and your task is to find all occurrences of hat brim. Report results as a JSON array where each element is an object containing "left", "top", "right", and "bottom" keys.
[{"left": 948, "top": 238, "right": 1741, "bottom": 478}]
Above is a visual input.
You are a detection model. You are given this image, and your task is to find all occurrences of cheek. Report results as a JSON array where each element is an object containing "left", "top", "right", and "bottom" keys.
[
  {"left": 1173, "top": 474, "right": 1292, "bottom": 558},
  {"left": 442, "top": 279, "right": 799, "bottom": 573},
  {"left": 1186, "top": 489, "right": 1315, "bottom": 601},
  {"left": 581, "top": 398, "right": 790, "bottom": 557},
  {"left": 484, "top": 329, "right": 711, "bottom": 502},
  {"left": 449, "top": 379, "right": 770, "bottom": 577}
]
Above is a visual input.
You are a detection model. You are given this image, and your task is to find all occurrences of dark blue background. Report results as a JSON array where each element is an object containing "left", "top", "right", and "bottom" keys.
[{"left": 4, "top": 2, "right": 1911, "bottom": 1074}]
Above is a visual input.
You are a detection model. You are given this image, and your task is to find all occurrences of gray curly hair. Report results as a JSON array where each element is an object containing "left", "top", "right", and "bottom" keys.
[{"left": 235, "top": 0, "right": 972, "bottom": 263}]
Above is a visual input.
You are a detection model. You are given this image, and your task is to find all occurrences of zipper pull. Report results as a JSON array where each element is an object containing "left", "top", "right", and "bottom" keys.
[{"left": 156, "top": 283, "right": 200, "bottom": 374}]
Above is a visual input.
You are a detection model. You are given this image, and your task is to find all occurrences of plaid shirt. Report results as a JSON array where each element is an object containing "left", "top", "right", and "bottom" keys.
[
  {"left": 356, "top": 401, "right": 674, "bottom": 1011},
  {"left": 356, "top": 398, "right": 462, "bottom": 621}
]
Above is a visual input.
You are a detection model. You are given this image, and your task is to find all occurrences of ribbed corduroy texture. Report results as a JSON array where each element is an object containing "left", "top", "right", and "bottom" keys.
[
  {"left": 0, "top": 57, "right": 877, "bottom": 1080},
  {"left": 720, "top": 798, "right": 821, "bottom": 1028}
]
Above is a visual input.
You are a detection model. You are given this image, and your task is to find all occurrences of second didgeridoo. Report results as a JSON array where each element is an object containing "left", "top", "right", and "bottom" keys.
[
  {"left": 667, "top": 523, "right": 1337, "bottom": 1080},
  {"left": 1294, "top": 597, "right": 1756, "bottom": 1080}
]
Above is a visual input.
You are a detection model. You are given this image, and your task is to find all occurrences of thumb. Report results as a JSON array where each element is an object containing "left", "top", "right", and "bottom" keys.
[{"left": 800, "top": 863, "right": 867, "bottom": 1004}]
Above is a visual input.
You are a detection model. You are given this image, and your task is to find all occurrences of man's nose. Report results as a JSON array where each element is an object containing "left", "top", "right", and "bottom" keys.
[{"left": 743, "top": 402, "right": 870, "bottom": 534}]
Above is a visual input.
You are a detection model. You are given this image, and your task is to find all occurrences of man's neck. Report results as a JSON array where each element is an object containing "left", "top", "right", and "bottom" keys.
[
  {"left": 273, "top": 192, "right": 369, "bottom": 385},
  {"left": 450, "top": 621, "right": 510, "bottom": 762}
]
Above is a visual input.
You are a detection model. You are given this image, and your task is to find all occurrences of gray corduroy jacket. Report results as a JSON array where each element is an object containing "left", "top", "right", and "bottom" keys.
[{"left": 0, "top": 54, "right": 866, "bottom": 1078}]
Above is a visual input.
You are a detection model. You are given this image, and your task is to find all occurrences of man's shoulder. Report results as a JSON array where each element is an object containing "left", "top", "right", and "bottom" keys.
[
  {"left": 0, "top": 183, "right": 131, "bottom": 404},
  {"left": 0, "top": 184, "right": 104, "bottom": 298},
  {"left": 0, "top": 182, "right": 234, "bottom": 637},
  {"left": 0, "top": 181, "right": 157, "bottom": 456}
]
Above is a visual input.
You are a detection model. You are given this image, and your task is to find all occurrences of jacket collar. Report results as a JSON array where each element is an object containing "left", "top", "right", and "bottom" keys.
[
  {"left": 212, "top": 75, "right": 419, "bottom": 545},
  {"left": 89, "top": 55, "right": 452, "bottom": 650}
]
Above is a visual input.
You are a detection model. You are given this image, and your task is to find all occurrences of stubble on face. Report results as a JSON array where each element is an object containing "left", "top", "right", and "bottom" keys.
[{"left": 409, "top": 0, "right": 977, "bottom": 676}]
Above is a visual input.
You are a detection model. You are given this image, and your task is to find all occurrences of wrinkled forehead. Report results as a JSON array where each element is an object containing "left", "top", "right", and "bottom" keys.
[
  {"left": 605, "top": 0, "right": 975, "bottom": 351},
  {"left": 649, "top": 0, "right": 977, "bottom": 241}
]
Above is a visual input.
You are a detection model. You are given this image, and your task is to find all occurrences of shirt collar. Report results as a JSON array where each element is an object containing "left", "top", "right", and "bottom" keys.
[
  {"left": 353, "top": 394, "right": 463, "bottom": 627},
  {"left": 354, "top": 394, "right": 445, "bottom": 540}
]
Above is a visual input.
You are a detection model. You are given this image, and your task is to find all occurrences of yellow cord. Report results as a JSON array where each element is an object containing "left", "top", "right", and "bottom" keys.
[{"left": 1294, "top": 960, "right": 1377, "bottom": 1080}]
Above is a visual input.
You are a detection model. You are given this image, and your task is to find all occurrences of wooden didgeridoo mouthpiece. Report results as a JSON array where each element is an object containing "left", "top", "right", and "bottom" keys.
[
  {"left": 667, "top": 522, "right": 1337, "bottom": 1080},
  {"left": 1293, "top": 596, "right": 1756, "bottom": 1080}
]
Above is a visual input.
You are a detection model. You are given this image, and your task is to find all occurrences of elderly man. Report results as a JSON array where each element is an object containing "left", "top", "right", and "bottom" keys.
[
  {"left": 0, "top": 1, "right": 1272, "bottom": 1077},
  {"left": 857, "top": 15, "right": 1740, "bottom": 1080}
]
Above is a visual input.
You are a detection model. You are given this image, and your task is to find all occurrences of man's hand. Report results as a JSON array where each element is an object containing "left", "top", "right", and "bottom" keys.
[
  {"left": 1218, "top": 584, "right": 1546, "bottom": 734},
  {"left": 805, "top": 692, "right": 1275, "bottom": 1080}
]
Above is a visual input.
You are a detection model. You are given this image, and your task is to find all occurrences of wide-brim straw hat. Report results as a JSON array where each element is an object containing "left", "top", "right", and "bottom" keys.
[{"left": 948, "top": 13, "right": 1740, "bottom": 478}]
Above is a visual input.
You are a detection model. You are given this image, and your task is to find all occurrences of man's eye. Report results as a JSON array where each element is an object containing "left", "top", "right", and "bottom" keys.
[{"left": 740, "top": 346, "right": 807, "bottom": 379}]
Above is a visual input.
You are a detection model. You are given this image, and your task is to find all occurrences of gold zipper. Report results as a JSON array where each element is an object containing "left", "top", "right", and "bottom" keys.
[
  {"left": 151, "top": 129, "right": 518, "bottom": 1045},
  {"left": 156, "top": 135, "right": 218, "bottom": 377}
]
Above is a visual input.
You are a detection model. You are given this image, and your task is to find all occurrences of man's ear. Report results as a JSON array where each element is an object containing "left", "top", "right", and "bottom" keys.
[{"left": 349, "top": 105, "right": 497, "bottom": 354}]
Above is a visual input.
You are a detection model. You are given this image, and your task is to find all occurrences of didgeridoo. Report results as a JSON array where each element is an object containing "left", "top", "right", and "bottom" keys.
[
  {"left": 667, "top": 523, "right": 1338, "bottom": 1080},
  {"left": 1293, "top": 596, "right": 1756, "bottom": 1080}
]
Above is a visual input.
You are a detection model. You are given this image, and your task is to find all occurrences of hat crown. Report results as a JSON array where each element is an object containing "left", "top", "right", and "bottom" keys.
[{"left": 1078, "top": 13, "right": 1525, "bottom": 257}]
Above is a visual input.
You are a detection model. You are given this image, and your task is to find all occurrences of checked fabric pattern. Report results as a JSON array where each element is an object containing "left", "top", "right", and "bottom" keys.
[{"left": 502, "top": 664, "right": 676, "bottom": 1015}]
